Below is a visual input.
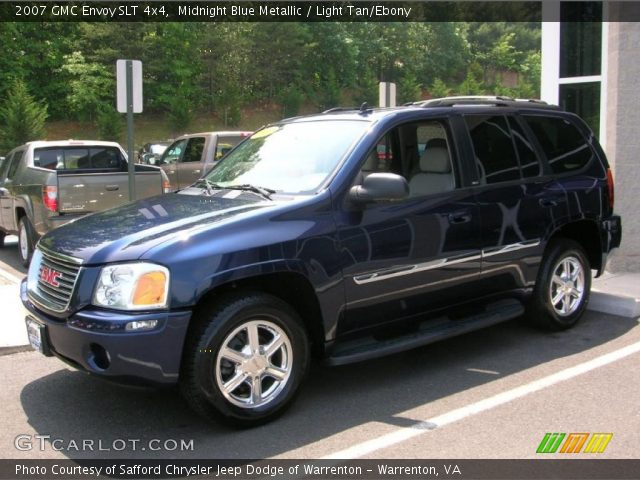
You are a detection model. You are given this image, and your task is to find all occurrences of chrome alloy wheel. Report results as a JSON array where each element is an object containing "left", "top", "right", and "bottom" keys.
[
  {"left": 215, "top": 320, "right": 293, "bottom": 409},
  {"left": 549, "top": 256, "right": 585, "bottom": 317},
  {"left": 19, "top": 221, "right": 29, "bottom": 261}
]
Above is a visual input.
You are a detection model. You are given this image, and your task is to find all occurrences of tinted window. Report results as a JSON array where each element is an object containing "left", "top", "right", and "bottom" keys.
[
  {"left": 7, "top": 151, "right": 23, "bottom": 179},
  {"left": 182, "top": 137, "right": 205, "bottom": 163},
  {"left": 509, "top": 117, "right": 541, "bottom": 178},
  {"left": 34, "top": 147, "right": 122, "bottom": 170},
  {"left": 524, "top": 116, "right": 592, "bottom": 174},
  {"left": 90, "top": 148, "right": 122, "bottom": 169},
  {"left": 0, "top": 154, "right": 12, "bottom": 180},
  {"left": 465, "top": 115, "right": 520, "bottom": 184}
]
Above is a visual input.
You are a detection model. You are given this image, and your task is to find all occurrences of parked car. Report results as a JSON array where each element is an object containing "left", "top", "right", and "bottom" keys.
[
  {"left": 0, "top": 140, "right": 170, "bottom": 265},
  {"left": 22, "top": 97, "right": 620, "bottom": 426},
  {"left": 138, "top": 141, "right": 171, "bottom": 165},
  {"left": 157, "top": 131, "right": 251, "bottom": 190}
]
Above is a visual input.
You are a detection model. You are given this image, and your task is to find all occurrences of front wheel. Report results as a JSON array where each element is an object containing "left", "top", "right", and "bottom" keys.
[
  {"left": 18, "top": 217, "right": 34, "bottom": 267},
  {"left": 526, "top": 239, "right": 591, "bottom": 330},
  {"left": 180, "top": 293, "right": 309, "bottom": 427}
]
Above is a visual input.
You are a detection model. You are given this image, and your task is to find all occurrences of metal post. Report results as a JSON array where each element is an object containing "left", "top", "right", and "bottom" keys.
[{"left": 126, "top": 60, "right": 136, "bottom": 201}]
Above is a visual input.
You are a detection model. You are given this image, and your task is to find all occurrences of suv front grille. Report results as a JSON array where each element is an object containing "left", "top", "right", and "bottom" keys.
[{"left": 28, "top": 247, "right": 83, "bottom": 313}]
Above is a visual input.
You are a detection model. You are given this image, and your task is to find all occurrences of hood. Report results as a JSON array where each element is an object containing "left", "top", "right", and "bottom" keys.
[{"left": 38, "top": 192, "right": 271, "bottom": 264}]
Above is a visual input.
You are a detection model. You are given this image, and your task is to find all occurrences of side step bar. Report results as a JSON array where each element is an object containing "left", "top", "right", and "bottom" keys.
[{"left": 326, "top": 299, "right": 524, "bottom": 366}]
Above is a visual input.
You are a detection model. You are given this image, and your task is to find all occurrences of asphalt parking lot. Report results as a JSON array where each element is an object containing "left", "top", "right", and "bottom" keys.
[{"left": 1, "top": 239, "right": 639, "bottom": 462}]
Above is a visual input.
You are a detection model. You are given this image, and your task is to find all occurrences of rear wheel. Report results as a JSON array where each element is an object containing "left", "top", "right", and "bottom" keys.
[
  {"left": 527, "top": 239, "right": 591, "bottom": 330},
  {"left": 180, "top": 293, "right": 309, "bottom": 427},
  {"left": 18, "top": 217, "right": 34, "bottom": 267}
]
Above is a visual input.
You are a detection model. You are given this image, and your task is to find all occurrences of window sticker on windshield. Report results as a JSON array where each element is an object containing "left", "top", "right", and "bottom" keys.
[{"left": 251, "top": 126, "right": 280, "bottom": 139}]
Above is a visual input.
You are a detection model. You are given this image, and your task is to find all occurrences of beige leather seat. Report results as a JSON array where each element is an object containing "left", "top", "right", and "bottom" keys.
[{"left": 409, "top": 146, "right": 454, "bottom": 196}]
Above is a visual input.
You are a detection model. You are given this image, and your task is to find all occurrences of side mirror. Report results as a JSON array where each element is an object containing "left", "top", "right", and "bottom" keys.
[{"left": 349, "top": 173, "right": 409, "bottom": 203}]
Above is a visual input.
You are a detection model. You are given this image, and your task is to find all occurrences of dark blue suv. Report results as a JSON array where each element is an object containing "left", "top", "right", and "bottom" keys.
[{"left": 22, "top": 97, "right": 621, "bottom": 426}]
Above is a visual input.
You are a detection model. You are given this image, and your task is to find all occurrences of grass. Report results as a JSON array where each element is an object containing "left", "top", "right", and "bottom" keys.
[{"left": 42, "top": 104, "right": 312, "bottom": 149}]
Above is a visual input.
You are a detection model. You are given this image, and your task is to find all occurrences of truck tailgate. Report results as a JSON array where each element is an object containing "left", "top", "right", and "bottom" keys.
[{"left": 57, "top": 172, "right": 162, "bottom": 213}]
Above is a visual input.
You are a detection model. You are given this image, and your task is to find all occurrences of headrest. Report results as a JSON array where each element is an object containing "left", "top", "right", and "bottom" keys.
[
  {"left": 420, "top": 146, "right": 451, "bottom": 173},
  {"left": 426, "top": 138, "right": 448, "bottom": 149}
]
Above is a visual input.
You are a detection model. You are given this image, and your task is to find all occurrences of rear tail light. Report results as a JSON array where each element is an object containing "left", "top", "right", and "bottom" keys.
[
  {"left": 42, "top": 186, "right": 58, "bottom": 212},
  {"left": 606, "top": 168, "right": 615, "bottom": 210},
  {"left": 163, "top": 180, "right": 171, "bottom": 194}
]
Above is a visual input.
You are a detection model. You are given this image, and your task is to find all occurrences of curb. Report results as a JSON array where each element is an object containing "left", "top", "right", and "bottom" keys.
[
  {"left": 0, "top": 345, "right": 32, "bottom": 356},
  {"left": 588, "top": 291, "right": 640, "bottom": 318},
  {"left": 0, "top": 267, "right": 22, "bottom": 285}
]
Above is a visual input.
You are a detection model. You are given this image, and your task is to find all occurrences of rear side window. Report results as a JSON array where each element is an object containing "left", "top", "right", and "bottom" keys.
[
  {"left": 464, "top": 115, "right": 520, "bottom": 184},
  {"left": 7, "top": 151, "right": 23, "bottom": 179},
  {"left": 509, "top": 117, "right": 541, "bottom": 178},
  {"left": 523, "top": 115, "right": 593, "bottom": 174},
  {"left": 34, "top": 147, "right": 123, "bottom": 170},
  {"left": 0, "top": 154, "right": 12, "bottom": 180}
]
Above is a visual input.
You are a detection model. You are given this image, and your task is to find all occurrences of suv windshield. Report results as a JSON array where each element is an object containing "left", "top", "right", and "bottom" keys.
[{"left": 203, "top": 120, "right": 369, "bottom": 194}]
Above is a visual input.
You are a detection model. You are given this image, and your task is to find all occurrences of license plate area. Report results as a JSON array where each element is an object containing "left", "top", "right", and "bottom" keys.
[{"left": 25, "top": 316, "right": 51, "bottom": 356}]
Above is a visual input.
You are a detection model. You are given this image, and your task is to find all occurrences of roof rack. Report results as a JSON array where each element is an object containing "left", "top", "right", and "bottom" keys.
[
  {"left": 415, "top": 96, "right": 560, "bottom": 110},
  {"left": 322, "top": 102, "right": 373, "bottom": 115}
]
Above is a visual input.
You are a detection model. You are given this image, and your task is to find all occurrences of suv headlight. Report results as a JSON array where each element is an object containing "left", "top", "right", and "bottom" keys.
[{"left": 93, "top": 263, "right": 170, "bottom": 310}]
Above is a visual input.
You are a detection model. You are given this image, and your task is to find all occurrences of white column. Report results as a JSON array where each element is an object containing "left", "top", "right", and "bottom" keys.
[{"left": 541, "top": 2, "right": 561, "bottom": 104}]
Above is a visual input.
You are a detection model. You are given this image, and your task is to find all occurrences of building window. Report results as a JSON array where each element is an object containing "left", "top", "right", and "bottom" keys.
[
  {"left": 559, "top": 82, "right": 601, "bottom": 135},
  {"left": 559, "top": 2, "right": 602, "bottom": 78}
]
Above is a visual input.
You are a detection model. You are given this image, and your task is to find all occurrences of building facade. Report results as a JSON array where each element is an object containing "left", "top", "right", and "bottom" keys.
[{"left": 541, "top": 1, "right": 640, "bottom": 272}]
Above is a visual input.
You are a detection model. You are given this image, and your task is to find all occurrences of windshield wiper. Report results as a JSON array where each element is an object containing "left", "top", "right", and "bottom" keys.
[
  {"left": 226, "top": 184, "right": 275, "bottom": 200},
  {"left": 193, "top": 178, "right": 223, "bottom": 196}
]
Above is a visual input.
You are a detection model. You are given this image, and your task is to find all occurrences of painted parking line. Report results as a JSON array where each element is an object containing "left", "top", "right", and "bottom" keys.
[{"left": 323, "top": 340, "right": 640, "bottom": 459}]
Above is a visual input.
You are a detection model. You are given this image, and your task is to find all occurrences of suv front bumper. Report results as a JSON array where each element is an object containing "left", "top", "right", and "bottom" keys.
[{"left": 21, "top": 280, "right": 191, "bottom": 386}]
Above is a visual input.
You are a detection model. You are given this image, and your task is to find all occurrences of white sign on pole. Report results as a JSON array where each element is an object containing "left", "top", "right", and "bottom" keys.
[
  {"left": 116, "top": 59, "right": 143, "bottom": 113},
  {"left": 379, "top": 82, "right": 397, "bottom": 108}
]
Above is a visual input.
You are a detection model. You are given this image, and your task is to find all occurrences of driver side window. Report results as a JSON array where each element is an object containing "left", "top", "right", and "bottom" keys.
[{"left": 358, "top": 120, "right": 456, "bottom": 197}]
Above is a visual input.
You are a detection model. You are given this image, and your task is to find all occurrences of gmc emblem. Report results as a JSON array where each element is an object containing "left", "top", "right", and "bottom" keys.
[{"left": 40, "top": 266, "right": 62, "bottom": 288}]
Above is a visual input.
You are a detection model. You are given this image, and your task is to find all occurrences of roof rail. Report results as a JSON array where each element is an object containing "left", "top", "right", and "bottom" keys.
[
  {"left": 322, "top": 106, "right": 357, "bottom": 114},
  {"left": 415, "top": 96, "right": 559, "bottom": 109},
  {"left": 322, "top": 103, "right": 373, "bottom": 115}
]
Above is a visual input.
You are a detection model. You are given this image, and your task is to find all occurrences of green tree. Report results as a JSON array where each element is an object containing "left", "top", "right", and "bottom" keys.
[
  {"left": 0, "top": 80, "right": 48, "bottom": 152},
  {"left": 61, "top": 51, "right": 113, "bottom": 121},
  {"left": 398, "top": 73, "right": 422, "bottom": 104},
  {"left": 96, "top": 104, "right": 122, "bottom": 141},
  {"left": 0, "top": 23, "right": 78, "bottom": 118},
  {"left": 429, "top": 78, "right": 453, "bottom": 98}
]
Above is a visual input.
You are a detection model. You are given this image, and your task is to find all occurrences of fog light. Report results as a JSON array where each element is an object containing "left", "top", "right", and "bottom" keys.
[{"left": 125, "top": 320, "right": 158, "bottom": 331}]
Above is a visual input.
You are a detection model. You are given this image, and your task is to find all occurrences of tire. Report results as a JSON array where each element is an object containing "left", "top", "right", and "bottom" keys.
[
  {"left": 0, "top": 231, "right": 5, "bottom": 248},
  {"left": 18, "top": 217, "right": 35, "bottom": 267},
  {"left": 526, "top": 239, "right": 591, "bottom": 330},
  {"left": 180, "top": 292, "right": 310, "bottom": 427}
]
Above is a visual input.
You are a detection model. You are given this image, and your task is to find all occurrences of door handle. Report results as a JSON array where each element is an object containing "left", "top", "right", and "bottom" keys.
[
  {"left": 448, "top": 211, "right": 472, "bottom": 224},
  {"left": 194, "top": 169, "right": 201, "bottom": 174},
  {"left": 539, "top": 198, "right": 558, "bottom": 208},
  {"left": 105, "top": 185, "right": 120, "bottom": 191}
]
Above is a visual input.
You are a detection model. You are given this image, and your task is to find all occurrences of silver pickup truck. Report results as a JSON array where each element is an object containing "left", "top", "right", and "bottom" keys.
[
  {"left": 0, "top": 140, "right": 170, "bottom": 265},
  {"left": 156, "top": 131, "right": 251, "bottom": 190}
]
